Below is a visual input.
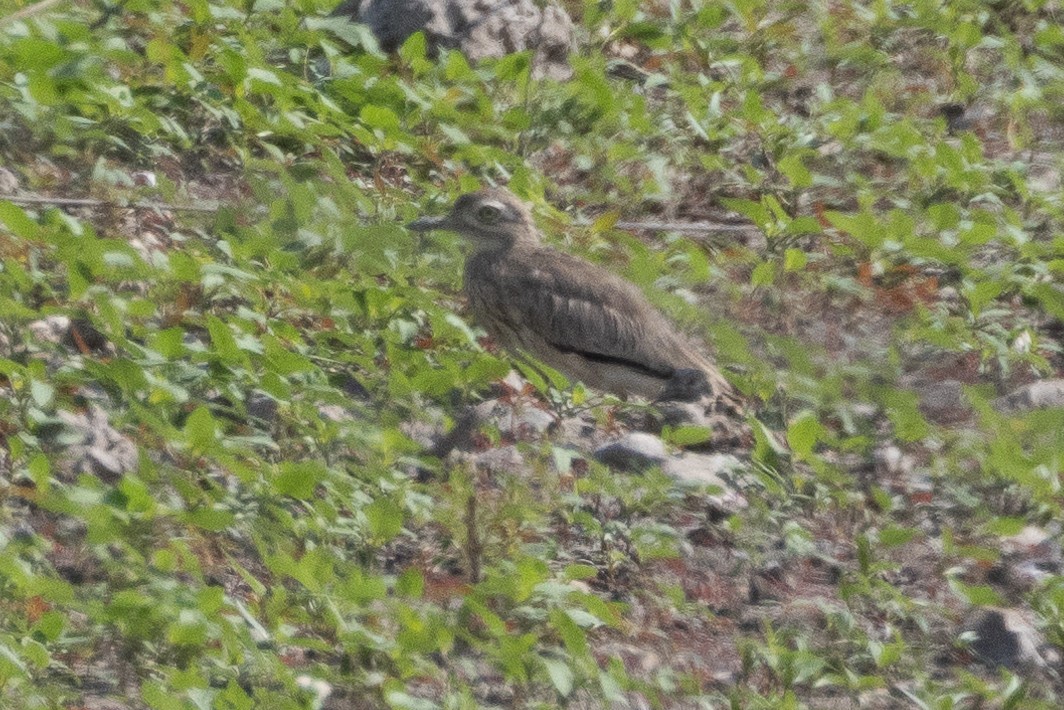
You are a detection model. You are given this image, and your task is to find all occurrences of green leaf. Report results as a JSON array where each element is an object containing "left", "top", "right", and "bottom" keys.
[
  {"left": 274, "top": 462, "right": 326, "bottom": 499},
  {"left": 786, "top": 410, "right": 824, "bottom": 459},
  {"left": 783, "top": 248, "right": 808, "bottom": 271},
  {"left": 184, "top": 406, "right": 217, "bottom": 453},
  {"left": 30, "top": 379, "right": 54, "bottom": 407},
  {"left": 29, "top": 454, "right": 50, "bottom": 489},
  {"left": 720, "top": 197, "right": 770, "bottom": 227},
  {"left": 262, "top": 335, "right": 314, "bottom": 375},
  {"left": 1029, "top": 283, "right": 1064, "bottom": 320},
  {"left": 965, "top": 279, "right": 1003, "bottom": 318},
  {"left": 396, "top": 568, "right": 424, "bottom": 598},
  {"left": 306, "top": 16, "right": 384, "bottom": 56},
  {"left": 777, "top": 151, "right": 813, "bottom": 188},
  {"left": 542, "top": 656, "right": 575, "bottom": 697},
  {"left": 493, "top": 50, "right": 532, "bottom": 80},
  {"left": 365, "top": 497, "right": 404, "bottom": 542},
  {"left": 205, "top": 317, "right": 243, "bottom": 363},
  {"left": 825, "top": 210, "right": 882, "bottom": 248},
  {"left": 878, "top": 525, "right": 917, "bottom": 548},
  {"left": 751, "top": 260, "right": 777, "bottom": 287},
  {"left": 881, "top": 389, "right": 930, "bottom": 442},
  {"left": 983, "top": 517, "right": 1027, "bottom": 537},
  {"left": 360, "top": 105, "right": 401, "bottom": 133},
  {"left": 0, "top": 201, "right": 41, "bottom": 240},
  {"left": 949, "top": 578, "right": 1004, "bottom": 606},
  {"left": 563, "top": 564, "right": 598, "bottom": 581},
  {"left": 662, "top": 425, "right": 712, "bottom": 447},
  {"left": 186, "top": 507, "right": 235, "bottom": 532},
  {"left": 550, "top": 608, "right": 590, "bottom": 658}
]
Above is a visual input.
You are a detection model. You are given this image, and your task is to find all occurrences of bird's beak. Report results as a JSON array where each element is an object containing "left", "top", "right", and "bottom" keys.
[{"left": 406, "top": 214, "right": 452, "bottom": 232}]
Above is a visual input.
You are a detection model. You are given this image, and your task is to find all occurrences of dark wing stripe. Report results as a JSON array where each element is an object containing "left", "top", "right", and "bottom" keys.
[{"left": 550, "top": 342, "right": 674, "bottom": 380}]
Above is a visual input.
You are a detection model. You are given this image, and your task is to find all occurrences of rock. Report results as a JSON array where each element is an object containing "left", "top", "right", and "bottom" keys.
[
  {"left": 963, "top": 607, "right": 1048, "bottom": 669},
  {"left": 0, "top": 166, "right": 19, "bottom": 194},
  {"left": 915, "top": 379, "right": 969, "bottom": 421},
  {"left": 748, "top": 561, "right": 789, "bottom": 604},
  {"left": 295, "top": 676, "right": 333, "bottom": 705},
  {"left": 1000, "top": 525, "right": 1055, "bottom": 555},
  {"left": 331, "top": 0, "right": 575, "bottom": 79},
  {"left": 664, "top": 453, "right": 746, "bottom": 512},
  {"left": 425, "top": 396, "right": 555, "bottom": 458},
  {"left": 993, "top": 379, "right": 1064, "bottom": 413},
  {"left": 997, "top": 526, "right": 1061, "bottom": 589},
  {"left": 662, "top": 453, "right": 741, "bottom": 486},
  {"left": 81, "top": 698, "right": 131, "bottom": 710},
  {"left": 657, "top": 368, "right": 711, "bottom": 402},
  {"left": 28, "top": 315, "right": 72, "bottom": 345},
  {"left": 472, "top": 397, "right": 554, "bottom": 440},
  {"left": 872, "top": 444, "right": 915, "bottom": 477},
  {"left": 510, "top": 404, "right": 556, "bottom": 438},
  {"left": 402, "top": 418, "right": 446, "bottom": 449},
  {"left": 54, "top": 405, "right": 138, "bottom": 483},
  {"left": 656, "top": 401, "right": 709, "bottom": 428},
  {"left": 594, "top": 432, "right": 667, "bottom": 471},
  {"left": 246, "top": 391, "right": 279, "bottom": 424},
  {"left": 317, "top": 404, "right": 352, "bottom": 423},
  {"left": 86, "top": 447, "right": 126, "bottom": 478},
  {"left": 462, "top": 444, "right": 525, "bottom": 474},
  {"left": 499, "top": 369, "right": 527, "bottom": 393},
  {"left": 1029, "top": 167, "right": 1061, "bottom": 194}
]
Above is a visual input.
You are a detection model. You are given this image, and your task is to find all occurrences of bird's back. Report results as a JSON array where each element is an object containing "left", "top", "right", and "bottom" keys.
[{"left": 465, "top": 243, "right": 739, "bottom": 404}]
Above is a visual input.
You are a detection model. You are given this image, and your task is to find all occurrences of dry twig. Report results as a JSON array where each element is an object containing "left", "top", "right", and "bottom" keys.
[
  {"left": 0, "top": 0, "right": 66, "bottom": 26},
  {"left": 1, "top": 194, "right": 221, "bottom": 213}
]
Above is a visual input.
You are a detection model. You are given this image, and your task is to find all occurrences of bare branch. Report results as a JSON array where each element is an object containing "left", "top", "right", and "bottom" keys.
[
  {"left": 1, "top": 194, "right": 222, "bottom": 213},
  {"left": 1, "top": 0, "right": 66, "bottom": 26},
  {"left": 615, "top": 220, "right": 758, "bottom": 235}
]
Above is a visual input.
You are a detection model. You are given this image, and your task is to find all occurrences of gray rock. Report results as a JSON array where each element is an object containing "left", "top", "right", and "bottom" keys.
[
  {"left": 295, "top": 675, "right": 333, "bottom": 705},
  {"left": 472, "top": 398, "right": 554, "bottom": 440},
  {"left": 594, "top": 432, "right": 667, "bottom": 471},
  {"left": 463, "top": 444, "right": 525, "bottom": 473},
  {"left": 81, "top": 698, "right": 132, "bottom": 710},
  {"left": 994, "top": 379, "right": 1064, "bottom": 413},
  {"left": 999, "top": 525, "right": 1062, "bottom": 588},
  {"left": 999, "top": 525, "right": 1055, "bottom": 555},
  {"left": 872, "top": 444, "right": 915, "bottom": 477},
  {"left": 54, "top": 405, "right": 138, "bottom": 482},
  {"left": 554, "top": 411, "right": 601, "bottom": 450},
  {"left": 663, "top": 453, "right": 746, "bottom": 511},
  {"left": 657, "top": 368, "right": 711, "bottom": 402},
  {"left": 28, "top": 315, "right": 72, "bottom": 345},
  {"left": 317, "top": 403, "right": 352, "bottom": 423},
  {"left": 963, "top": 607, "right": 1048, "bottom": 669},
  {"left": 86, "top": 447, "right": 127, "bottom": 478},
  {"left": 662, "top": 453, "right": 742, "bottom": 487},
  {"left": 656, "top": 401, "right": 710, "bottom": 428},
  {"left": 246, "top": 391, "right": 279, "bottom": 424},
  {"left": 916, "top": 379, "right": 969, "bottom": 421},
  {"left": 0, "top": 166, "right": 19, "bottom": 194},
  {"left": 331, "top": 0, "right": 575, "bottom": 79}
]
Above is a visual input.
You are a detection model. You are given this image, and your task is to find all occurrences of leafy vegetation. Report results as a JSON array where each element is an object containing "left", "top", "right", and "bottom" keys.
[{"left": 1, "top": 0, "right": 1063, "bottom": 707}]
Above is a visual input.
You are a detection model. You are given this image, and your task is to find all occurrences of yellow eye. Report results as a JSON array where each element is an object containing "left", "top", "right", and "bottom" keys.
[{"left": 476, "top": 205, "right": 502, "bottom": 224}]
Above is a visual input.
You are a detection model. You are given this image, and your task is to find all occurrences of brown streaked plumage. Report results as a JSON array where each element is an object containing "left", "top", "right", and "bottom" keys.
[{"left": 408, "top": 188, "right": 742, "bottom": 408}]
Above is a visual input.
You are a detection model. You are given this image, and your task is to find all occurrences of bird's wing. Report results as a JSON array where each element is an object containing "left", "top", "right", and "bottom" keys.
[{"left": 469, "top": 249, "right": 685, "bottom": 378}]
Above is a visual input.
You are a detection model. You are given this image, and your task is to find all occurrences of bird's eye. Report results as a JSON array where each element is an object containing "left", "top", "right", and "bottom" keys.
[{"left": 476, "top": 205, "right": 502, "bottom": 224}]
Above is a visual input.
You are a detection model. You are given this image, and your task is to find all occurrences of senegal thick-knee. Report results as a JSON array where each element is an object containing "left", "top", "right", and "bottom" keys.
[{"left": 408, "top": 188, "right": 741, "bottom": 408}]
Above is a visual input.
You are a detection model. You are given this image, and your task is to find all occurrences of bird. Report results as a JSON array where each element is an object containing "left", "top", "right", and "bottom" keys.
[{"left": 407, "top": 188, "right": 743, "bottom": 411}]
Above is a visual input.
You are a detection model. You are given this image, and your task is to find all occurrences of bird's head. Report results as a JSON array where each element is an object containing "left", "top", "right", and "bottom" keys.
[{"left": 407, "top": 188, "right": 539, "bottom": 252}]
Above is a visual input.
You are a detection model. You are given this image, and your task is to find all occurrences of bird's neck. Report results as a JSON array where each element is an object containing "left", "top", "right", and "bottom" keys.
[{"left": 469, "top": 230, "right": 539, "bottom": 256}]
